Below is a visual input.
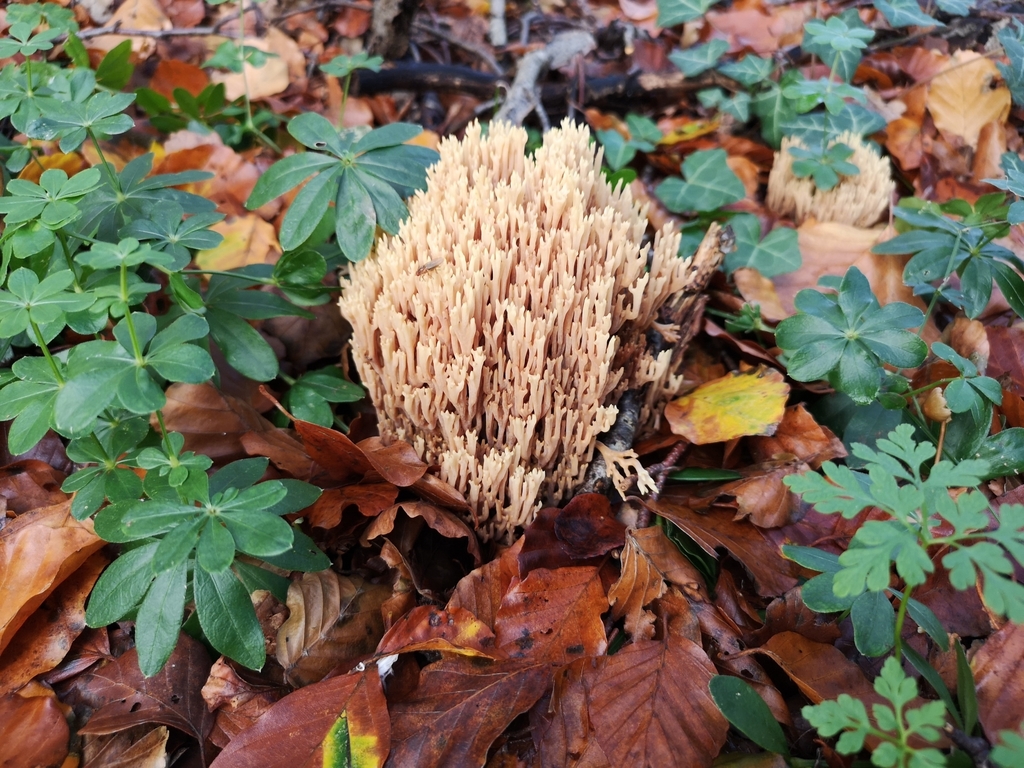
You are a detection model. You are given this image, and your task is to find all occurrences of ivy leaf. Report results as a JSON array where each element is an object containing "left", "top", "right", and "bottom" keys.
[
  {"left": 717, "top": 55, "right": 773, "bottom": 87},
  {"left": 656, "top": 0, "right": 718, "bottom": 27},
  {"left": 656, "top": 149, "right": 745, "bottom": 213},
  {"left": 874, "top": 0, "right": 942, "bottom": 28},
  {"left": 669, "top": 40, "right": 729, "bottom": 77}
]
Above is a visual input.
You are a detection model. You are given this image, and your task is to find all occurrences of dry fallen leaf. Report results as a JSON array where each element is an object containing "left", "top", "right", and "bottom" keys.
[
  {"left": 276, "top": 570, "right": 390, "bottom": 687},
  {"left": 971, "top": 620, "right": 1024, "bottom": 742},
  {"left": 926, "top": 51, "right": 1011, "bottom": 150},
  {"left": 665, "top": 366, "right": 789, "bottom": 444},
  {"left": 208, "top": 29, "right": 304, "bottom": 101},
  {"left": 86, "top": 0, "right": 171, "bottom": 59},
  {"left": 196, "top": 215, "right": 281, "bottom": 271},
  {"left": 0, "top": 500, "right": 105, "bottom": 656}
]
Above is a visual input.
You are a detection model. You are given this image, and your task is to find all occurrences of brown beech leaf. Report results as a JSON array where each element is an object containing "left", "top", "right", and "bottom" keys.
[
  {"left": 648, "top": 499, "right": 801, "bottom": 596},
  {"left": 356, "top": 437, "right": 428, "bottom": 487},
  {"left": 554, "top": 493, "right": 626, "bottom": 558},
  {"left": 307, "top": 483, "right": 400, "bottom": 529},
  {"left": 608, "top": 528, "right": 670, "bottom": 641},
  {"left": 0, "top": 683, "right": 70, "bottom": 767},
  {"left": 149, "top": 59, "right": 208, "bottom": 99},
  {"left": 716, "top": 459, "right": 810, "bottom": 528},
  {"left": 537, "top": 623, "right": 728, "bottom": 766},
  {"left": 410, "top": 472, "right": 470, "bottom": 511},
  {"left": 747, "top": 404, "right": 846, "bottom": 469},
  {"left": 447, "top": 538, "right": 523, "bottom": 630},
  {"left": 161, "top": 383, "right": 274, "bottom": 463},
  {"left": 361, "top": 501, "right": 482, "bottom": 566},
  {"left": 926, "top": 51, "right": 1011, "bottom": 150},
  {"left": 751, "top": 631, "right": 876, "bottom": 704},
  {"left": 0, "top": 459, "right": 67, "bottom": 514},
  {"left": 276, "top": 571, "right": 391, "bottom": 687},
  {"left": 240, "top": 428, "right": 315, "bottom": 481},
  {"left": 0, "top": 551, "right": 108, "bottom": 696},
  {"left": 75, "top": 634, "right": 214, "bottom": 753},
  {"left": 988, "top": 326, "right": 1024, "bottom": 396},
  {"left": 386, "top": 657, "right": 553, "bottom": 767},
  {"left": 210, "top": 669, "right": 390, "bottom": 768},
  {"left": 203, "top": 659, "right": 284, "bottom": 750},
  {"left": 971, "top": 621, "right": 1024, "bottom": 742},
  {"left": 494, "top": 566, "right": 607, "bottom": 664},
  {"left": 292, "top": 418, "right": 373, "bottom": 482},
  {"left": 81, "top": 725, "right": 169, "bottom": 768},
  {"left": 0, "top": 500, "right": 104, "bottom": 656},
  {"left": 376, "top": 605, "right": 502, "bottom": 659}
]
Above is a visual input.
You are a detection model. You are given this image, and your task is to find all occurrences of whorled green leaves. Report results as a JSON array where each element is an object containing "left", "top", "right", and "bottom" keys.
[
  {"left": 87, "top": 457, "right": 328, "bottom": 675},
  {"left": 246, "top": 113, "right": 439, "bottom": 258},
  {"left": 775, "top": 267, "right": 927, "bottom": 405}
]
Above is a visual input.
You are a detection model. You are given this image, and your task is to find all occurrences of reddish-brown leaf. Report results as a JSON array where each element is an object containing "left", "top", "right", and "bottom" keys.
[
  {"left": 751, "top": 631, "right": 876, "bottom": 704},
  {"left": 276, "top": 570, "right": 390, "bottom": 687},
  {"left": 74, "top": 634, "right": 214, "bottom": 754},
  {"left": 0, "top": 459, "right": 67, "bottom": 514},
  {"left": 386, "top": 657, "right": 553, "bottom": 767},
  {"left": 0, "top": 551, "right": 108, "bottom": 696},
  {"left": 361, "top": 501, "right": 482, "bottom": 566},
  {"left": 0, "top": 500, "right": 104, "bottom": 656},
  {"left": 356, "top": 437, "right": 427, "bottom": 487},
  {"left": 971, "top": 621, "right": 1024, "bottom": 742},
  {"left": 747, "top": 404, "right": 846, "bottom": 470},
  {"left": 376, "top": 605, "right": 502, "bottom": 659},
  {"left": 537, "top": 628, "right": 728, "bottom": 767},
  {"left": 211, "top": 669, "right": 390, "bottom": 768},
  {"left": 495, "top": 566, "right": 607, "bottom": 664},
  {"left": 607, "top": 528, "right": 670, "bottom": 641},
  {"left": 447, "top": 538, "right": 523, "bottom": 630},
  {"left": 648, "top": 499, "right": 801, "bottom": 596},
  {"left": 988, "top": 326, "right": 1024, "bottom": 397},
  {"left": 161, "top": 383, "right": 274, "bottom": 463},
  {"left": 149, "top": 59, "right": 209, "bottom": 99},
  {"left": 0, "top": 684, "right": 70, "bottom": 767},
  {"left": 553, "top": 493, "right": 626, "bottom": 558},
  {"left": 293, "top": 419, "right": 372, "bottom": 482}
]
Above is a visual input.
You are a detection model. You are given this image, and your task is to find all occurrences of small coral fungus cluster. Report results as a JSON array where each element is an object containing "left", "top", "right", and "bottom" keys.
[{"left": 340, "top": 119, "right": 721, "bottom": 541}]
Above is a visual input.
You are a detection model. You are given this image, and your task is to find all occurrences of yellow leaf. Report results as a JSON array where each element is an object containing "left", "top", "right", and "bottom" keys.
[
  {"left": 195, "top": 215, "right": 280, "bottom": 271},
  {"left": 664, "top": 367, "right": 789, "bottom": 444},
  {"left": 926, "top": 51, "right": 1010, "bottom": 150}
]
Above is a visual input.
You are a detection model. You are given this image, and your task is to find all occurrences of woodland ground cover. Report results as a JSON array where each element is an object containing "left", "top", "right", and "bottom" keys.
[{"left": 2, "top": 0, "right": 1024, "bottom": 766}]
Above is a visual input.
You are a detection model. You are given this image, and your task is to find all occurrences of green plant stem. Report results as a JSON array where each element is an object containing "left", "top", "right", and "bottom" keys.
[
  {"left": 340, "top": 73, "right": 351, "bottom": 126},
  {"left": 119, "top": 263, "right": 146, "bottom": 364},
  {"left": 918, "top": 230, "right": 965, "bottom": 338},
  {"left": 893, "top": 584, "right": 913, "bottom": 663},
  {"left": 234, "top": 0, "right": 282, "bottom": 154},
  {"left": 87, "top": 130, "right": 120, "bottom": 192},
  {"left": 182, "top": 269, "right": 269, "bottom": 282},
  {"left": 29, "top": 318, "right": 65, "bottom": 384},
  {"left": 154, "top": 410, "right": 176, "bottom": 456},
  {"left": 56, "top": 231, "right": 83, "bottom": 290},
  {"left": 903, "top": 378, "right": 957, "bottom": 400}
]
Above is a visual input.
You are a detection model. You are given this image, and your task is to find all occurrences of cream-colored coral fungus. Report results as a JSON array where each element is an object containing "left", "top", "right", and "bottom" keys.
[
  {"left": 340, "top": 119, "right": 720, "bottom": 541},
  {"left": 767, "top": 132, "right": 894, "bottom": 227}
]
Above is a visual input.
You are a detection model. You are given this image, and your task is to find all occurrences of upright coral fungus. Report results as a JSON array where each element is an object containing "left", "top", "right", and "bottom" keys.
[{"left": 340, "top": 119, "right": 723, "bottom": 541}]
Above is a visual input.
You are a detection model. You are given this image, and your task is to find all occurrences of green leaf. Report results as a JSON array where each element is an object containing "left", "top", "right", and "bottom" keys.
[
  {"left": 194, "top": 566, "right": 265, "bottom": 670},
  {"left": 717, "top": 55, "right": 773, "bottom": 87},
  {"left": 669, "top": 40, "right": 729, "bottom": 77},
  {"left": 206, "top": 307, "right": 279, "bottom": 382},
  {"left": 86, "top": 542, "right": 159, "bottom": 627},
  {"left": 974, "top": 429, "right": 1024, "bottom": 480},
  {"left": 152, "top": 515, "right": 206, "bottom": 573},
  {"left": 95, "top": 40, "right": 134, "bottom": 91},
  {"left": 655, "top": 149, "right": 745, "bottom": 213},
  {"left": 709, "top": 676, "right": 790, "bottom": 756},
  {"left": 210, "top": 458, "right": 269, "bottom": 495},
  {"left": 278, "top": 165, "right": 342, "bottom": 250},
  {"left": 657, "top": 0, "right": 717, "bottom": 26},
  {"left": 903, "top": 644, "right": 962, "bottom": 730},
  {"left": 261, "top": 527, "right": 330, "bottom": 572},
  {"left": 955, "top": 640, "right": 978, "bottom": 735},
  {"left": 136, "top": 560, "right": 187, "bottom": 677},
  {"left": 222, "top": 510, "right": 294, "bottom": 558},
  {"left": 874, "top": 0, "right": 941, "bottom": 28},
  {"left": 850, "top": 589, "right": 895, "bottom": 656},
  {"left": 334, "top": 169, "right": 376, "bottom": 261},
  {"left": 197, "top": 520, "right": 236, "bottom": 573},
  {"left": 246, "top": 153, "right": 339, "bottom": 209}
]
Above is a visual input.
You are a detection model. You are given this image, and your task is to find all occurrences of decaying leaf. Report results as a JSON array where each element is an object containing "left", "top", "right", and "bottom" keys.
[
  {"left": 0, "top": 682, "right": 71, "bottom": 767},
  {"left": 926, "top": 51, "right": 1011, "bottom": 150},
  {"left": 210, "top": 668, "right": 390, "bottom": 768},
  {"left": 665, "top": 367, "right": 789, "bottom": 444},
  {"left": 376, "top": 605, "right": 501, "bottom": 659},
  {"left": 0, "top": 500, "right": 105, "bottom": 656},
  {"left": 277, "top": 570, "right": 390, "bottom": 687},
  {"left": 495, "top": 566, "right": 608, "bottom": 664},
  {"left": 387, "top": 657, "right": 553, "bottom": 766},
  {"left": 537, "top": 622, "right": 728, "bottom": 766}
]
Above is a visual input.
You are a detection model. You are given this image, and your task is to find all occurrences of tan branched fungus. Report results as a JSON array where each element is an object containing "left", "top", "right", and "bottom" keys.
[
  {"left": 767, "top": 131, "right": 894, "bottom": 227},
  {"left": 340, "top": 120, "right": 722, "bottom": 541}
]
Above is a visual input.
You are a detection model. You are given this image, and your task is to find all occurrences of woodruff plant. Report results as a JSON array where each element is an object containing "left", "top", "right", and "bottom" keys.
[{"left": 0, "top": 4, "right": 436, "bottom": 675}]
